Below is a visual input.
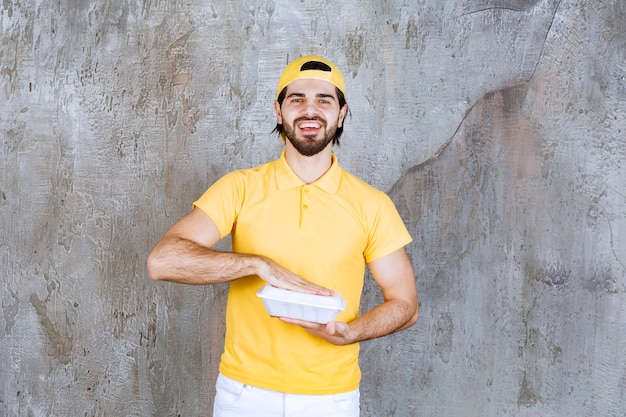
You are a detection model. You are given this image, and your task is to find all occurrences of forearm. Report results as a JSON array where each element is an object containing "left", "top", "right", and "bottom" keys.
[
  {"left": 283, "top": 296, "right": 418, "bottom": 346},
  {"left": 147, "top": 236, "right": 264, "bottom": 285},
  {"left": 346, "top": 297, "right": 418, "bottom": 344},
  {"left": 147, "top": 236, "right": 335, "bottom": 295}
]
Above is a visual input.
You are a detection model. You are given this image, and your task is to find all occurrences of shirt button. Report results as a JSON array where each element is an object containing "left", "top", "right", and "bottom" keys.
[{"left": 303, "top": 204, "right": 309, "bottom": 209}]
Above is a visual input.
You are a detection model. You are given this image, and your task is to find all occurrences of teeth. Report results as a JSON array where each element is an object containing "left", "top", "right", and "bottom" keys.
[{"left": 300, "top": 122, "right": 320, "bottom": 129}]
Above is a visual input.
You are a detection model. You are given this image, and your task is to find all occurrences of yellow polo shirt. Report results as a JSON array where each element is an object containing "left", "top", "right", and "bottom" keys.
[{"left": 193, "top": 151, "right": 412, "bottom": 394}]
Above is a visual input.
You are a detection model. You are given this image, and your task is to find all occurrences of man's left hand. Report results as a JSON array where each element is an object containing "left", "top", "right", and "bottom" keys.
[{"left": 278, "top": 317, "right": 355, "bottom": 346}]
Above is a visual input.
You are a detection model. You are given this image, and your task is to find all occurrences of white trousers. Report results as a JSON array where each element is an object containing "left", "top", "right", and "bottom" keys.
[{"left": 213, "top": 373, "right": 360, "bottom": 417}]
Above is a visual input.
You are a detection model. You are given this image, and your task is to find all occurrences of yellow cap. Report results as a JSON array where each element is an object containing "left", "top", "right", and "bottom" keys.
[{"left": 276, "top": 55, "right": 346, "bottom": 100}]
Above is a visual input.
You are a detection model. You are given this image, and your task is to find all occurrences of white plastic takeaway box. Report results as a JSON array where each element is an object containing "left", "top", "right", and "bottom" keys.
[{"left": 256, "top": 285, "right": 347, "bottom": 324}]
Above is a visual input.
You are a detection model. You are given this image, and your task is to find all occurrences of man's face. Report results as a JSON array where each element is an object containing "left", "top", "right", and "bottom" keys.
[{"left": 274, "top": 78, "right": 347, "bottom": 157}]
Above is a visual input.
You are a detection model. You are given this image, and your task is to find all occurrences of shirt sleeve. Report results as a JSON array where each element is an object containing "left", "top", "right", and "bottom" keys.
[
  {"left": 192, "top": 170, "right": 245, "bottom": 239},
  {"left": 364, "top": 191, "right": 413, "bottom": 263}
]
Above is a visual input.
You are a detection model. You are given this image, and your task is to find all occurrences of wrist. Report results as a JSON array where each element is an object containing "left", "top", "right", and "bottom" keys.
[{"left": 250, "top": 254, "right": 270, "bottom": 279}]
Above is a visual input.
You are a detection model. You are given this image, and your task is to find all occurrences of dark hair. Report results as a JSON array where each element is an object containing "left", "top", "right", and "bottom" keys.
[{"left": 272, "top": 87, "right": 350, "bottom": 146}]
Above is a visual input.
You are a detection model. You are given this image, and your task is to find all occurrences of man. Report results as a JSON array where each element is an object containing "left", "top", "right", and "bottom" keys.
[{"left": 147, "top": 55, "right": 418, "bottom": 417}]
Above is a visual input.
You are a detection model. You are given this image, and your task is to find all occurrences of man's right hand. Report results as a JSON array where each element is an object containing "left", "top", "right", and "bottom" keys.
[{"left": 255, "top": 256, "right": 334, "bottom": 296}]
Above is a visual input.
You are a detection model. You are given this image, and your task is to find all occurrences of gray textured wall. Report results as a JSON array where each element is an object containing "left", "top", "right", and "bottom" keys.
[{"left": 1, "top": 0, "right": 624, "bottom": 416}]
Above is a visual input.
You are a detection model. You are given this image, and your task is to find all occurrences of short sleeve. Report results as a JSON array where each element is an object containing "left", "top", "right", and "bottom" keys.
[
  {"left": 193, "top": 171, "right": 245, "bottom": 239},
  {"left": 364, "top": 192, "right": 413, "bottom": 263}
]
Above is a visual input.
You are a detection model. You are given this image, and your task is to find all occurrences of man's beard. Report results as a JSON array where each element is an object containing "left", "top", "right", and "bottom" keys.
[{"left": 282, "top": 117, "right": 338, "bottom": 157}]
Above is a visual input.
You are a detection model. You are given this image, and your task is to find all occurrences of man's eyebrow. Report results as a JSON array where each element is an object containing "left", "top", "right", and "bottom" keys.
[
  {"left": 285, "top": 92, "right": 337, "bottom": 100},
  {"left": 316, "top": 93, "right": 336, "bottom": 100}
]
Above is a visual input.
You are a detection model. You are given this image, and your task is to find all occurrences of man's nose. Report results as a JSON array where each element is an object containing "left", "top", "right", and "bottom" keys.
[{"left": 302, "top": 102, "right": 320, "bottom": 117}]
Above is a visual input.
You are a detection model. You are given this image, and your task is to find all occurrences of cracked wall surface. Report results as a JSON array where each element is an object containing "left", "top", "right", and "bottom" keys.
[{"left": 1, "top": 0, "right": 624, "bottom": 416}]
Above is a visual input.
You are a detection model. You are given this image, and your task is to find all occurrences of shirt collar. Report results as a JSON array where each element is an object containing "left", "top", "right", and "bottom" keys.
[{"left": 275, "top": 150, "right": 341, "bottom": 194}]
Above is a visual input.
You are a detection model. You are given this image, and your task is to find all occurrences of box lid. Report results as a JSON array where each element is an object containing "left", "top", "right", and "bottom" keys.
[{"left": 256, "top": 285, "right": 346, "bottom": 310}]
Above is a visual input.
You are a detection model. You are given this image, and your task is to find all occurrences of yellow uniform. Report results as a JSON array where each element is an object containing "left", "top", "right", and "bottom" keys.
[{"left": 194, "top": 151, "right": 412, "bottom": 394}]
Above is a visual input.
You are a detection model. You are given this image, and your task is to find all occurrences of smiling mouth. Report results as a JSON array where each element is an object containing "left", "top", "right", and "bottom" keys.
[
  {"left": 296, "top": 118, "right": 325, "bottom": 133},
  {"left": 298, "top": 121, "right": 321, "bottom": 129}
]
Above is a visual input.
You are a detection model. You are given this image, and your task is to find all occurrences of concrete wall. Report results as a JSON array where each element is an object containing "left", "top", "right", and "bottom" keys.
[{"left": 1, "top": 0, "right": 624, "bottom": 415}]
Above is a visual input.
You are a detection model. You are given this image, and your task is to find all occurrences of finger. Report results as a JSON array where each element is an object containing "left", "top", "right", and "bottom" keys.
[
  {"left": 326, "top": 321, "right": 336, "bottom": 336},
  {"left": 278, "top": 317, "right": 326, "bottom": 331},
  {"left": 279, "top": 278, "right": 334, "bottom": 296}
]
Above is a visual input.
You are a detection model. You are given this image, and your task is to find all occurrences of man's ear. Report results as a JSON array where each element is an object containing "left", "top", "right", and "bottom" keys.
[
  {"left": 338, "top": 104, "right": 348, "bottom": 128},
  {"left": 274, "top": 101, "right": 283, "bottom": 124}
]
